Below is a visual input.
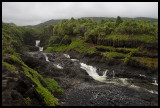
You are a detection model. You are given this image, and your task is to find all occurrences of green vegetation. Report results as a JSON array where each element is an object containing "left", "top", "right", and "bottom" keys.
[
  {"left": 114, "top": 19, "right": 157, "bottom": 35},
  {"left": 46, "top": 38, "right": 96, "bottom": 54},
  {"left": 2, "top": 61, "right": 19, "bottom": 74},
  {"left": 12, "top": 54, "right": 61, "bottom": 106},
  {"left": 47, "top": 16, "right": 157, "bottom": 47},
  {"left": 105, "top": 34, "right": 157, "bottom": 43},
  {"left": 36, "top": 85, "right": 59, "bottom": 106},
  {"left": 115, "top": 16, "right": 123, "bottom": 26},
  {"left": 24, "top": 97, "right": 31, "bottom": 104},
  {"left": 97, "top": 45, "right": 115, "bottom": 51},
  {"left": 2, "top": 16, "right": 158, "bottom": 106},
  {"left": 45, "top": 78, "right": 63, "bottom": 95},
  {"left": 116, "top": 47, "right": 139, "bottom": 52},
  {"left": 131, "top": 57, "right": 158, "bottom": 69},
  {"left": 104, "top": 51, "right": 125, "bottom": 58},
  {"left": 123, "top": 47, "right": 139, "bottom": 64},
  {"left": 2, "top": 22, "right": 63, "bottom": 106}
]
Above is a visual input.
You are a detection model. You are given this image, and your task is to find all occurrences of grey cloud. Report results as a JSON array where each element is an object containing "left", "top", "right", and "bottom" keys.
[{"left": 2, "top": 2, "right": 158, "bottom": 26}]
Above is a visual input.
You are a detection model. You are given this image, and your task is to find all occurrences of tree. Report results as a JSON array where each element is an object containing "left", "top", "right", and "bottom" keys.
[{"left": 115, "top": 16, "right": 123, "bottom": 26}]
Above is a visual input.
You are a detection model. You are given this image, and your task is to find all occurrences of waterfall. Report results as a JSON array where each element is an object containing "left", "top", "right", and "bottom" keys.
[
  {"left": 35, "top": 40, "right": 40, "bottom": 47},
  {"left": 103, "top": 70, "right": 108, "bottom": 77},
  {"left": 80, "top": 63, "right": 107, "bottom": 82},
  {"left": 57, "top": 64, "right": 63, "bottom": 69},
  {"left": 113, "top": 70, "right": 115, "bottom": 79},
  {"left": 53, "top": 64, "right": 63, "bottom": 69},
  {"left": 39, "top": 47, "right": 43, "bottom": 52},
  {"left": 139, "top": 74, "right": 146, "bottom": 77},
  {"left": 152, "top": 79, "right": 158, "bottom": 86},
  {"left": 71, "top": 59, "right": 79, "bottom": 62},
  {"left": 64, "top": 54, "right": 70, "bottom": 59},
  {"left": 43, "top": 53, "right": 49, "bottom": 62},
  {"left": 35, "top": 40, "right": 43, "bottom": 52}
]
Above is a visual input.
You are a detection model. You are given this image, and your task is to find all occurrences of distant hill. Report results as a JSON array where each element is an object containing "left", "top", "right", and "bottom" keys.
[
  {"left": 23, "top": 17, "right": 158, "bottom": 27},
  {"left": 5, "top": 22, "right": 16, "bottom": 26},
  {"left": 81, "top": 17, "right": 158, "bottom": 23},
  {"left": 23, "top": 19, "right": 64, "bottom": 27},
  {"left": 134, "top": 17, "right": 158, "bottom": 22}
]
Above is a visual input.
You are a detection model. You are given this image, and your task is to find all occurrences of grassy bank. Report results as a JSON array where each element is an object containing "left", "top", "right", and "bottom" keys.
[{"left": 105, "top": 34, "right": 158, "bottom": 44}]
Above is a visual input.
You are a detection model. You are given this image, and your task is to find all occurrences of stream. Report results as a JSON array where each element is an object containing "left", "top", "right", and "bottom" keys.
[{"left": 26, "top": 40, "right": 158, "bottom": 106}]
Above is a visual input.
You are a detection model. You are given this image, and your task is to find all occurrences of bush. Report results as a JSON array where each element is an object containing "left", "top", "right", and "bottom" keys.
[
  {"left": 114, "top": 19, "right": 156, "bottom": 35},
  {"left": 61, "top": 35, "right": 71, "bottom": 45},
  {"left": 48, "top": 36, "right": 62, "bottom": 46}
]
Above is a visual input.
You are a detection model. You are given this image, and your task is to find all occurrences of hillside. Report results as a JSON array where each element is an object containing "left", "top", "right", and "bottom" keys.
[
  {"left": 21, "top": 17, "right": 158, "bottom": 27},
  {"left": 81, "top": 17, "right": 158, "bottom": 22},
  {"left": 5, "top": 22, "right": 16, "bottom": 26},
  {"left": 2, "top": 16, "right": 158, "bottom": 106},
  {"left": 23, "top": 19, "right": 63, "bottom": 27}
]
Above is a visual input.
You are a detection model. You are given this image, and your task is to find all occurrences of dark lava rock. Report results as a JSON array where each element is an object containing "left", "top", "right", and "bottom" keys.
[{"left": 60, "top": 82, "right": 157, "bottom": 106}]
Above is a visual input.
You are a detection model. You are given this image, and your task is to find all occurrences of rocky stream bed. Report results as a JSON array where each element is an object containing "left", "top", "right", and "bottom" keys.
[{"left": 19, "top": 50, "right": 158, "bottom": 106}]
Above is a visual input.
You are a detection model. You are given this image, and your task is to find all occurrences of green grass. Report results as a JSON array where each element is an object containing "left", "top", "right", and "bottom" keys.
[
  {"left": 24, "top": 97, "right": 31, "bottom": 104},
  {"left": 106, "top": 34, "right": 129, "bottom": 41},
  {"left": 116, "top": 47, "right": 139, "bottom": 52},
  {"left": 123, "top": 47, "right": 140, "bottom": 64},
  {"left": 87, "top": 47, "right": 96, "bottom": 54},
  {"left": 36, "top": 85, "right": 59, "bottom": 106},
  {"left": 45, "top": 78, "right": 63, "bottom": 95},
  {"left": 2, "top": 61, "right": 19, "bottom": 74},
  {"left": 96, "top": 45, "right": 115, "bottom": 51},
  {"left": 104, "top": 51, "right": 125, "bottom": 58},
  {"left": 131, "top": 57, "right": 158, "bottom": 69},
  {"left": 46, "top": 38, "right": 96, "bottom": 54},
  {"left": 6, "top": 54, "right": 61, "bottom": 106},
  {"left": 22, "top": 65, "right": 60, "bottom": 106},
  {"left": 105, "top": 34, "right": 158, "bottom": 43}
]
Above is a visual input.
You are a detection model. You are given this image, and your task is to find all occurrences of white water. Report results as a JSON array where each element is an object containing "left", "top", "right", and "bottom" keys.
[
  {"left": 35, "top": 40, "right": 44, "bottom": 51},
  {"left": 35, "top": 40, "right": 40, "bottom": 47},
  {"left": 71, "top": 59, "right": 79, "bottom": 62},
  {"left": 113, "top": 70, "right": 115, "bottom": 79},
  {"left": 103, "top": 70, "right": 108, "bottom": 77},
  {"left": 145, "top": 89, "right": 158, "bottom": 94},
  {"left": 118, "top": 78, "right": 129, "bottom": 85},
  {"left": 53, "top": 64, "right": 63, "bottom": 69},
  {"left": 39, "top": 47, "right": 43, "bottom": 51},
  {"left": 43, "top": 53, "right": 49, "bottom": 62},
  {"left": 152, "top": 79, "right": 158, "bottom": 86},
  {"left": 80, "top": 63, "right": 107, "bottom": 82},
  {"left": 64, "top": 54, "right": 70, "bottom": 59},
  {"left": 139, "top": 74, "right": 146, "bottom": 77},
  {"left": 129, "top": 84, "right": 141, "bottom": 90},
  {"left": 33, "top": 51, "right": 157, "bottom": 95}
]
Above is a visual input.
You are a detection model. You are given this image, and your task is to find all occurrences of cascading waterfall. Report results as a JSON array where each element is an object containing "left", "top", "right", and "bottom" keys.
[
  {"left": 35, "top": 40, "right": 40, "bottom": 47},
  {"left": 103, "top": 70, "right": 108, "bottom": 77},
  {"left": 113, "top": 70, "right": 115, "bottom": 79},
  {"left": 71, "top": 59, "right": 79, "bottom": 62},
  {"left": 40, "top": 52, "right": 157, "bottom": 95},
  {"left": 43, "top": 53, "right": 49, "bottom": 62},
  {"left": 80, "top": 63, "right": 107, "bottom": 82},
  {"left": 64, "top": 54, "right": 70, "bottom": 59},
  {"left": 35, "top": 40, "right": 43, "bottom": 51},
  {"left": 56, "top": 64, "right": 63, "bottom": 69},
  {"left": 139, "top": 74, "right": 146, "bottom": 78},
  {"left": 39, "top": 47, "right": 43, "bottom": 52},
  {"left": 152, "top": 79, "right": 158, "bottom": 86},
  {"left": 53, "top": 64, "right": 63, "bottom": 69}
]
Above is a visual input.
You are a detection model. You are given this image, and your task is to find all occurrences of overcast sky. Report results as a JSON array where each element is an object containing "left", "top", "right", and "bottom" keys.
[{"left": 2, "top": 2, "right": 158, "bottom": 26}]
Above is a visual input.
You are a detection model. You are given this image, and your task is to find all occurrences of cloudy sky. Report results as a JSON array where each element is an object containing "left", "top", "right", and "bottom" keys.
[{"left": 2, "top": 2, "right": 158, "bottom": 26}]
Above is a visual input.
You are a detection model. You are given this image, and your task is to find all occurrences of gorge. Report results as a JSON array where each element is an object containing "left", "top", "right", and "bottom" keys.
[{"left": 2, "top": 17, "right": 158, "bottom": 106}]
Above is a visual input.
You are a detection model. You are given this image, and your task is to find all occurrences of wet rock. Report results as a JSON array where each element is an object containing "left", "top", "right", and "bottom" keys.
[
  {"left": 61, "top": 82, "right": 157, "bottom": 106},
  {"left": 17, "top": 51, "right": 157, "bottom": 106}
]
